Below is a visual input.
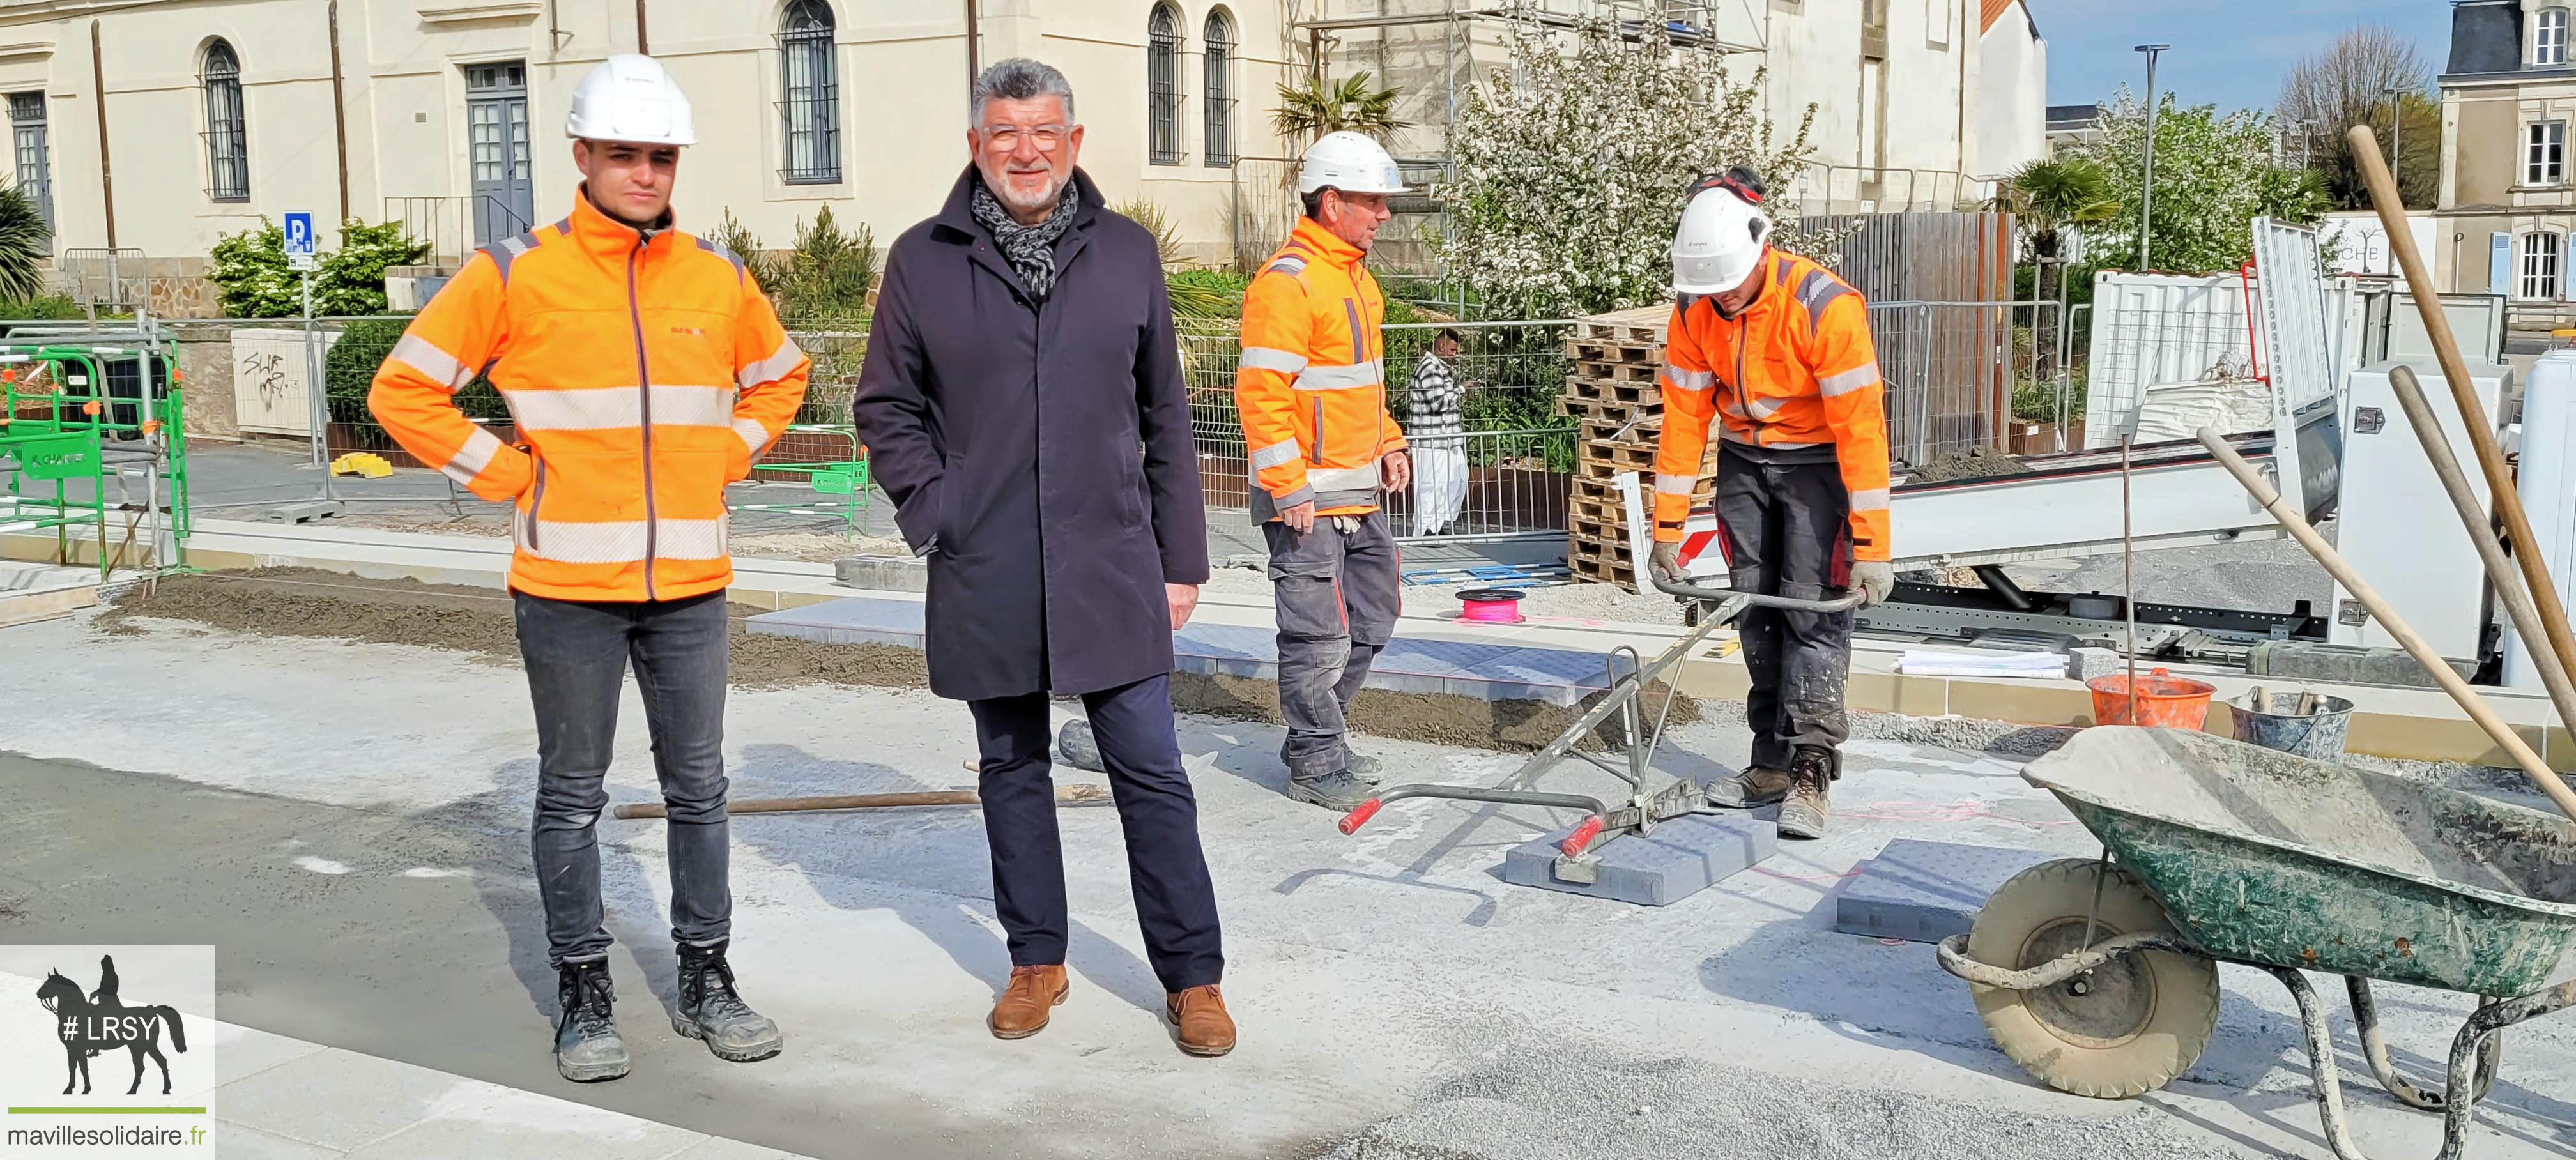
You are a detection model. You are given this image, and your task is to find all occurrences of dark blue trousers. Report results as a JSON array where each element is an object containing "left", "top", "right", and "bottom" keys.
[{"left": 967, "top": 673, "right": 1224, "bottom": 993}]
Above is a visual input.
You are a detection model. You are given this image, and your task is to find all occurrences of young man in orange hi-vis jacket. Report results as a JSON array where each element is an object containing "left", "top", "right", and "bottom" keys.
[
  {"left": 367, "top": 54, "right": 808, "bottom": 1084},
  {"left": 1643, "top": 168, "right": 1895, "bottom": 841},
  {"left": 1235, "top": 131, "right": 1414, "bottom": 812}
]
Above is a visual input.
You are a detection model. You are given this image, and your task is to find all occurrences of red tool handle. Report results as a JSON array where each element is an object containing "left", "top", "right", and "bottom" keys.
[
  {"left": 1560, "top": 816, "right": 1606, "bottom": 858},
  {"left": 1338, "top": 798, "right": 1384, "bottom": 835}
]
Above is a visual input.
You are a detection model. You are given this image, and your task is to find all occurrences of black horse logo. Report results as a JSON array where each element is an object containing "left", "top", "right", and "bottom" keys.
[{"left": 35, "top": 955, "right": 187, "bottom": 1096}]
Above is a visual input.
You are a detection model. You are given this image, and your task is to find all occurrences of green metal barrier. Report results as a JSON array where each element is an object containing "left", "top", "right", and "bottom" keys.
[
  {"left": 0, "top": 333, "right": 190, "bottom": 578},
  {"left": 728, "top": 422, "right": 870, "bottom": 536}
]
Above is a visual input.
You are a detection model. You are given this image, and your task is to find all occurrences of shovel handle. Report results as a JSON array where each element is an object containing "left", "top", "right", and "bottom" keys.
[{"left": 1338, "top": 798, "right": 1384, "bottom": 835}]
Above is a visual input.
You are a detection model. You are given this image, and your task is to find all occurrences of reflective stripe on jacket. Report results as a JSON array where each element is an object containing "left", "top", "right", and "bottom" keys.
[
  {"left": 1234, "top": 217, "right": 1407, "bottom": 521},
  {"left": 1650, "top": 249, "right": 1892, "bottom": 561},
  {"left": 367, "top": 188, "right": 811, "bottom": 601}
]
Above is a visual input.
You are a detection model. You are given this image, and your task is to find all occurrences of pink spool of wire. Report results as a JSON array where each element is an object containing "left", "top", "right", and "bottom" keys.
[{"left": 1457, "top": 588, "right": 1528, "bottom": 625}]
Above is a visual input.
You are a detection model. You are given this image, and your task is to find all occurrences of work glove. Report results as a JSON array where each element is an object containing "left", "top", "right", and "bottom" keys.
[
  {"left": 1648, "top": 541, "right": 1684, "bottom": 584},
  {"left": 1851, "top": 561, "right": 1896, "bottom": 607}
]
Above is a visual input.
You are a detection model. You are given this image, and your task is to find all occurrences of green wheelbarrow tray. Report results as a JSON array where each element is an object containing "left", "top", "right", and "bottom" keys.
[
  {"left": 2032, "top": 726, "right": 2576, "bottom": 996},
  {"left": 1938, "top": 725, "right": 2576, "bottom": 1159}
]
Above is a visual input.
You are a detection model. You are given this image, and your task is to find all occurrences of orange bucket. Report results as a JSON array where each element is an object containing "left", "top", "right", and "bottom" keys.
[{"left": 2086, "top": 666, "right": 2217, "bottom": 728}]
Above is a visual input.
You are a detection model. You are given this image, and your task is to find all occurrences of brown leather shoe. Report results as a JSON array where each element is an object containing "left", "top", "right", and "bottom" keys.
[
  {"left": 1165, "top": 984, "right": 1236, "bottom": 1057},
  {"left": 988, "top": 965, "right": 1068, "bottom": 1040}
]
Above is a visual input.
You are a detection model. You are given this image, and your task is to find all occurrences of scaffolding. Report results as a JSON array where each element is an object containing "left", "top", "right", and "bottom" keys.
[
  {"left": 1250, "top": 0, "right": 1994, "bottom": 289},
  {"left": 1252, "top": 3, "right": 1751, "bottom": 293}
]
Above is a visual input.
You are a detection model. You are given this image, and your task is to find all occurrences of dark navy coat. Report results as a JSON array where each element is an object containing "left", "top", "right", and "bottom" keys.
[{"left": 854, "top": 166, "right": 1209, "bottom": 701}]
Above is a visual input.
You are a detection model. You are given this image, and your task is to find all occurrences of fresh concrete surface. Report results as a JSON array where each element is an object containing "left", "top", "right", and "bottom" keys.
[
  {"left": 0, "top": 968, "right": 808, "bottom": 1159},
  {"left": 10, "top": 609, "right": 2576, "bottom": 1157}
]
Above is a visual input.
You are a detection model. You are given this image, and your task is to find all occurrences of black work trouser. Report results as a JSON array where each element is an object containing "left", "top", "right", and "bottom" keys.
[
  {"left": 1710, "top": 446, "right": 1855, "bottom": 777},
  {"left": 967, "top": 673, "right": 1224, "bottom": 993},
  {"left": 515, "top": 590, "right": 733, "bottom": 968}
]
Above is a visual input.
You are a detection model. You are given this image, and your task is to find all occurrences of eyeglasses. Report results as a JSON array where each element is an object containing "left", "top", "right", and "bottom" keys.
[{"left": 981, "top": 125, "right": 1072, "bottom": 152}]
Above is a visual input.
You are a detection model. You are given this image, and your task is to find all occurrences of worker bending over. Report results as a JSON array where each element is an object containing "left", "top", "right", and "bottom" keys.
[
  {"left": 1234, "top": 131, "right": 1414, "bottom": 811},
  {"left": 1644, "top": 167, "right": 1894, "bottom": 840},
  {"left": 370, "top": 54, "right": 808, "bottom": 1081}
]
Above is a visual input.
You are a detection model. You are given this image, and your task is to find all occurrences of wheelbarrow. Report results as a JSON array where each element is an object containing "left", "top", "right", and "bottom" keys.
[
  {"left": 1337, "top": 576, "right": 1862, "bottom": 877},
  {"left": 1936, "top": 725, "right": 2576, "bottom": 1159}
]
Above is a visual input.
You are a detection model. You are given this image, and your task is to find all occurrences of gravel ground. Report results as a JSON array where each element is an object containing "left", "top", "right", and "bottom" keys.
[
  {"left": 337, "top": 511, "right": 906, "bottom": 563},
  {"left": 1300, "top": 1048, "right": 2256, "bottom": 1160}
]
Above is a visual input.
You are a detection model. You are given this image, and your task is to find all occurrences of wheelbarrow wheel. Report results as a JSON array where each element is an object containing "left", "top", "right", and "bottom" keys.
[{"left": 1967, "top": 857, "right": 2220, "bottom": 1099}]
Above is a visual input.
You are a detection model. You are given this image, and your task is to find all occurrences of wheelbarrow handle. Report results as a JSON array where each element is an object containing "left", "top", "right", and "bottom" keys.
[{"left": 1648, "top": 573, "right": 1865, "bottom": 613}]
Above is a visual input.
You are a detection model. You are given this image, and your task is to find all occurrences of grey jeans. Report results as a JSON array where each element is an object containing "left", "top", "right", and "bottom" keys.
[
  {"left": 1264, "top": 508, "right": 1400, "bottom": 779},
  {"left": 514, "top": 590, "right": 732, "bottom": 967}
]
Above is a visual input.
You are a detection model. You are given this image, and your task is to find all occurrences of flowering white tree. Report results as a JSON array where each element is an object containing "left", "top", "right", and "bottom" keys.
[
  {"left": 2074, "top": 88, "right": 2331, "bottom": 275},
  {"left": 1434, "top": 22, "right": 1837, "bottom": 321}
]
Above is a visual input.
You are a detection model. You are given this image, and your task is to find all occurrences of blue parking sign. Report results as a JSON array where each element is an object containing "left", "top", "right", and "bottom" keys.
[{"left": 284, "top": 211, "right": 317, "bottom": 270}]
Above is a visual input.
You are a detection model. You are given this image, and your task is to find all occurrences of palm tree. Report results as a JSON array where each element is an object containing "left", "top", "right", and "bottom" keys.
[
  {"left": 1989, "top": 157, "right": 2119, "bottom": 261},
  {"left": 1271, "top": 72, "right": 1410, "bottom": 144},
  {"left": 0, "top": 183, "right": 49, "bottom": 302}
]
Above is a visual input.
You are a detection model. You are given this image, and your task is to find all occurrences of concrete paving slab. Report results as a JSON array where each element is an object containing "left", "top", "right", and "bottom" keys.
[
  {"left": 212, "top": 1125, "right": 342, "bottom": 1159},
  {"left": 748, "top": 597, "right": 1620, "bottom": 705},
  {"left": 211, "top": 1019, "right": 329, "bottom": 1085},
  {"left": 342, "top": 1085, "right": 712, "bottom": 1159},
  {"left": 215, "top": 1048, "right": 498, "bottom": 1152},
  {"left": 1832, "top": 837, "right": 2064, "bottom": 943},
  {"left": 1499, "top": 811, "right": 1776, "bottom": 906}
]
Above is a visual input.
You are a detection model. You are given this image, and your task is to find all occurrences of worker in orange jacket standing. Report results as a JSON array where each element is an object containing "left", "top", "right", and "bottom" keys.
[
  {"left": 368, "top": 54, "right": 808, "bottom": 1083},
  {"left": 1644, "top": 167, "right": 1894, "bottom": 841},
  {"left": 1235, "top": 131, "right": 1413, "bottom": 811}
]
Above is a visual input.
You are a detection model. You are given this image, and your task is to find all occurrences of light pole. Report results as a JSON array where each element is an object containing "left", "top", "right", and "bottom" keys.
[
  {"left": 2384, "top": 84, "right": 2406, "bottom": 206},
  {"left": 2135, "top": 44, "right": 2168, "bottom": 271}
]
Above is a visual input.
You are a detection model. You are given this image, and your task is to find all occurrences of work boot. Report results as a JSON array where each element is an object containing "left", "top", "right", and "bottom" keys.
[
  {"left": 1285, "top": 769, "right": 1373, "bottom": 811},
  {"left": 1776, "top": 748, "right": 1836, "bottom": 841},
  {"left": 988, "top": 965, "right": 1069, "bottom": 1040},
  {"left": 1346, "top": 751, "right": 1384, "bottom": 786},
  {"left": 1705, "top": 765, "right": 1795, "bottom": 809},
  {"left": 1166, "top": 984, "right": 1237, "bottom": 1057},
  {"left": 553, "top": 959, "right": 629, "bottom": 1083},
  {"left": 672, "top": 941, "right": 783, "bottom": 1063}
]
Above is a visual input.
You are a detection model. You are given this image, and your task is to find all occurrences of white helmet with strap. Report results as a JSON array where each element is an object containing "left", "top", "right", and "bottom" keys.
[
  {"left": 1298, "top": 130, "right": 1410, "bottom": 195},
  {"left": 565, "top": 54, "right": 697, "bottom": 146},
  {"left": 1671, "top": 169, "right": 1772, "bottom": 295}
]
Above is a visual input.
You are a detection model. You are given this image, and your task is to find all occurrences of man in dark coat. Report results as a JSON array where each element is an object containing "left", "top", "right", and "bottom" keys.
[{"left": 852, "top": 58, "right": 1233, "bottom": 1058}]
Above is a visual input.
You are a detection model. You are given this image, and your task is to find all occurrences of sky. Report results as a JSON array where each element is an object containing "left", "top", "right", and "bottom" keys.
[{"left": 2038, "top": 0, "right": 2453, "bottom": 113}]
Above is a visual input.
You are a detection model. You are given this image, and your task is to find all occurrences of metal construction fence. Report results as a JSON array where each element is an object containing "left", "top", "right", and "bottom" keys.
[
  {"left": 1183, "top": 317, "right": 1577, "bottom": 544},
  {"left": 178, "top": 296, "right": 2074, "bottom": 549},
  {"left": 1867, "top": 300, "right": 2077, "bottom": 466}
]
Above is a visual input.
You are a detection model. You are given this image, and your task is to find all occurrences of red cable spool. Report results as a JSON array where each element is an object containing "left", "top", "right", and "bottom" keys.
[{"left": 1457, "top": 587, "right": 1527, "bottom": 624}]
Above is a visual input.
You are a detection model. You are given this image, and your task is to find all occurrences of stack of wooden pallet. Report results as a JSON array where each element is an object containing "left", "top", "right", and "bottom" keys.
[{"left": 1560, "top": 304, "right": 1718, "bottom": 591}]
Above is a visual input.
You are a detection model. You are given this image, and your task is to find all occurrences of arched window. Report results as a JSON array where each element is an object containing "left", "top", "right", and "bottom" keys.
[
  {"left": 2540, "top": 8, "right": 2570, "bottom": 66},
  {"left": 1147, "top": 4, "right": 1183, "bottom": 165},
  {"left": 1203, "top": 8, "right": 1234, "bottom": 167},
  {"left": 778, "top": 0, "right": 840, "bottom": 183},
  {"left": 2522, "top": 231, "right": 2564, "bottom": 301},
  {"left": 201, "top": 40, "right": 249, "bottom": 202}
]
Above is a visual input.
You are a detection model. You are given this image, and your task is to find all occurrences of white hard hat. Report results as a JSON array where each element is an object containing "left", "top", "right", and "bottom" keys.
[
  {"left": 1297, "top": 130, "right": 1410, "bottom": 195},
  {"left": 565, "top": 54, "right": 696, "bottom": 146},
  {"left": 1671, "top": 178, "right": 1771, "bottom": 295}
]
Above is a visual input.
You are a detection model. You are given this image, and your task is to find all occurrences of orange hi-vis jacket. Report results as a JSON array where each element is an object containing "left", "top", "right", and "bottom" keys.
[
  {"left": 1652, "top": 248, "right": 1892, "bottom": 562},
  {"left": 1235, "top": 217, "right": 1407, "bottom": 521},
  {"left": 369, "top": 189, "right": 811, "bottom": 602}
]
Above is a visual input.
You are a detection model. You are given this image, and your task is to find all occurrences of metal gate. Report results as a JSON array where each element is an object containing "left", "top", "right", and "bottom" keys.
[{"left": 466, "top": 63, "right": 535, "bottom": 247}]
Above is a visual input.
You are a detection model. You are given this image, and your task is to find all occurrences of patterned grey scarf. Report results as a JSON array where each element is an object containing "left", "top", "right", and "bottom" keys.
[{"left": 970, "top": 176, "right": 1081, "bottom": 300}]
